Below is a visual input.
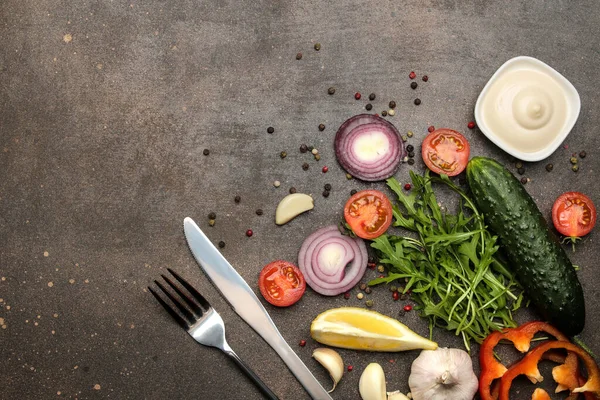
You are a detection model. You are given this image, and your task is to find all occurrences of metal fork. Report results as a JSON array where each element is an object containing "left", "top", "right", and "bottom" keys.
[{"left": 149, "top": 268, "right": 279, "bottom": 400}]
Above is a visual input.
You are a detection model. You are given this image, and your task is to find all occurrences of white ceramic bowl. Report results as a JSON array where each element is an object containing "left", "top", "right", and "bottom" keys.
[{"left": 474, "top": 56, "right": 580, "bottom": 162}]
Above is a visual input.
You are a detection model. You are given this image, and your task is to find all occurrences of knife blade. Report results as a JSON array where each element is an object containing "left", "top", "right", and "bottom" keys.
[{"left": 183, "top": 217, "right": 333, "bottom": 400}]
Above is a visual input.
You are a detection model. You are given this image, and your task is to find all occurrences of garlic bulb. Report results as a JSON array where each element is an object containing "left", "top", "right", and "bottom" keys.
[
  {"left": 312, "top": 348, "right": 344, "bottom": 393},
  {"left": 387, "top": 390, "right": 411, "bottom": 400},
  {"left": 359, "top": 363, "right": 386, "bottom": 400},
  {"left": 408, "top": 348, "right": 478, "bottom": 400}
]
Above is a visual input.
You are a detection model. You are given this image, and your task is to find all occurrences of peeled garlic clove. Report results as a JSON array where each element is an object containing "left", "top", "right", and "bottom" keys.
[
  {"left": 359, "top": 363, "right": 386, "bottom": 400},
  {"left": 275, "top": 193, "right": 314, "bottom": 225},
  {"left": 387, "top": 391, "right": 410, "bottom": 400},
  {"left": 312, "top": 348, "right": 344, "bottom": 393}
]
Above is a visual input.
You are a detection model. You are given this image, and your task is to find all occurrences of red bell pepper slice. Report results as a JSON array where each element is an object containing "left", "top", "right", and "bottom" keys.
[{"left": 498, "top": 341, "right": 600, "bottom": 400}]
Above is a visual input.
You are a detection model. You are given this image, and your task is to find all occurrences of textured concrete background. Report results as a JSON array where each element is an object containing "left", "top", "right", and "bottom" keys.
[{"left": 1, "top": 0, "right": 598, "bottom": 399}]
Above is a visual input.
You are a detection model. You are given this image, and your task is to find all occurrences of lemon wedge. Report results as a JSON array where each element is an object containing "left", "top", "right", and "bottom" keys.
[{"left": 310, "top": 307, "right": 438, "bottom": 352}]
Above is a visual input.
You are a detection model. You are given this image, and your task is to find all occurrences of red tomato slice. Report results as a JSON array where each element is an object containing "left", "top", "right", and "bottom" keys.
[
  {"left": 258, "top": 260, "right": 306, "bottom": 307},
  {"left": 421, "top": 128, "right": 470, "bottom": 176},
  {"left": 552, "top": 191, "right": 597, "bottom": 239},
  {"left": 344, "top": 189, "right": 393, "bottom": 240}
]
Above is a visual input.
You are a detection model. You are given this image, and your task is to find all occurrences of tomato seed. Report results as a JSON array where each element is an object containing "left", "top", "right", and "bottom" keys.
[
  {"left": 468, "top": 121, "right": 476, "bottom": 129},
  {"left": 409, "top": 71, "right": 416, "bottom": 79},
  {"left": 428, "top": 126, "right": 435, "bottom": 132},
  {"left": 403, "top": 304, "right": 412, "bottom": 312},
  {"left": 246, "top": 229, "right": 253, "bottom": 237},
  {"left": 355, "top": 92, "right": 361, "bottom": 100}
]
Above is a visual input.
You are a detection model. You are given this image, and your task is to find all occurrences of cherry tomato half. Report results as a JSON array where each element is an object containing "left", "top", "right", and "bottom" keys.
[
  {"left": 421, "top": 128, "right": 470, "bottom": 176},
  {"left": 344, "top": 189, "right": 393, "bottom": 240},
  {"left": 258, "top": 260, "right": 306, "bottom": 307},
  {"left": 552, "top": 192, "right": 597, "bottom": 239}
]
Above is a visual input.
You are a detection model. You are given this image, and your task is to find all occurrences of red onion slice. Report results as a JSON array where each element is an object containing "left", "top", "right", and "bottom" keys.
[
  {"left": 298, "top": 225, "right": 368, "bottom": 296},
  {"left": 334, "top": 114, "right": 405, "bottom": 181}
]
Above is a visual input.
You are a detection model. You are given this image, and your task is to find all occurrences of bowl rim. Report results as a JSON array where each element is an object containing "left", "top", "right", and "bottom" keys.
[{"left": 474, "top": 56, "right": 581, "bottom": 162}]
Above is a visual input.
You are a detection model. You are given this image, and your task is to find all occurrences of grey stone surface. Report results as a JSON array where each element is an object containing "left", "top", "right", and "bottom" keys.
[{"left": 1, "top": 0, "right": 598, "bottom": 399}]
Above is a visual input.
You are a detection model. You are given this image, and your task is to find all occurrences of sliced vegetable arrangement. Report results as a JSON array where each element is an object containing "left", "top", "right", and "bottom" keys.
[
  {"left": 467, "top": 157, "right": 586, "bottom": 335},
  {"left": 370, "top": 171, "right": 522, "bottom": 349}
]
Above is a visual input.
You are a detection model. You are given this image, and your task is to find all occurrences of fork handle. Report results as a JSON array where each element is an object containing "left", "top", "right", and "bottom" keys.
[{"left": 225, "top": 350, "right": 279, "bottom": 400}]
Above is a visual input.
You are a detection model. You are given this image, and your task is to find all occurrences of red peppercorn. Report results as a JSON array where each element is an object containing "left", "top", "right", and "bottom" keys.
[
  {"left": 322, "top": 166, "right": 328, "bottom": 173},
  {"left": 367, "top": 262, "right": 376, "bottom": 269},
  {"left": 299, "top": 339, "right": 306, "bottom": 347},
  {"left": 468, "top": 121, "right": 476, "bottom": 129},
  {"left": 246, "top": 229, "right": 253, "bottom": 237},
  {"left": 344, "top": 292, "right": 351, "bottom": 299},
  {"left": 422, "top": 75, "right": 429, "bottom": 82},
  {"left": 354, "top": 92, "right": 361, "bottom": 100},
  {"left": 428, "top": 126, "right": 435, "bottom": 132},
  {"left": 409, "top": 71, "right": 416, "bottom": 79},
  {"left": 404, "top": 183, "right": 411, "bottom": 190},
  {"left": 347, "top": 365, "right": 353, "bottom": 372},
  {"left": 403, "top": 304, "right": 412, "bottom": 312},
  {"left": 392, "top": 291, "right": 400, "bottom": 301}
]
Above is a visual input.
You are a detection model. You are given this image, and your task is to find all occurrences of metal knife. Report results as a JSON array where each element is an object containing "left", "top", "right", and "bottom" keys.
[{"left": 183, "top": 217, "right": 333, "bottom": 400}]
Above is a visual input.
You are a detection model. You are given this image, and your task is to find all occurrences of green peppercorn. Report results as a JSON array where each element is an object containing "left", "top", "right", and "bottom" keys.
[
  {"left": 407, "top": 131, "right": 414, "bottom": 138},
  {"left": 546, "top": 163, "right": 553, "bottom": 172},
  {"left": 377, "top": 265, "right": 385, "bottom": 273},
  {"left": 390, "top": 286, "right": 398, "bottom": 292},
  {"left": 570, "top": 157, "right": 578, "bottom": 165},
  {"left": 314, "top": 43, "right": 321, "bottom": 51},
  {"left": 280, "top": 151, "right": 287, "bottom": 159},
  {"left": 365, "top": 299, "right": 374, "bottom": 307},
  {"left": 308, "top": 145, "right": 314, "bottom": 151},
  {"left": 401, "top": 135, "right": 408, "bottom": 142},
  {"left": 328, "top": 87, "right": 335, "bottom": 95},
  {"left": 314, "top": 154, "right": 321, "bottom": 161},
  {"left": 572, "top": 165, "right": 579, "bottom": 172},
  {"left": 208, "top": 219, "right": 215, "bottom": 227},
  {"left": 515, "top": 162, "right": 523, "bottom": 169},
  {"left": 400, "top": 293, "right": 408, "bottom": 300},
  {"left": 346, "top": 173, "right": 353, "bottom": 180}
]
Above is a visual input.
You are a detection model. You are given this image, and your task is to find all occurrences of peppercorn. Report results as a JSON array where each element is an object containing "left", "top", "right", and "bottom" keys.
[
  {"left": 311, "top": 148, "right": 319, "bottom": 155},
  {"left": 208, "top": 219, "right": 215, "bottom": 227},
  {"left": 381, "top": 110, "right": 388, "bottom": 117},
  {"left": 364, "top": 104, "right": 372, "bottom": 112},
  {"left": 468, "top": 121, "right": 476, "bottom": 129},
  {"left": 347, "top": 365, "right": 353, "bottom": 372},
  {"left": 344, "top": 292, "right": 351, "bottom": 299},
  {"left": 515, "top": 162, "right": 523, "bottom": 169},
  {"left": 367, "top": 262, "right": 376, "bottom": 269},
  {"left": 365, "top": 299, "right": 374, "bottom": 307},
  {"left": 579, "top": 151, "right": 587, "bottom": 158},
  {"left": 404, "top": 183, "right": 411, "bottom": 190},
  {"left": 350, "top": 189, "right": 357, "bottom": 195},
  {"left": 267, "top": 127, "right": 274, "bottom": 134},
  {"left": 390, "top": 285, "right": 398, "bottom": 292},
  {"left": 521, "top": 177, "right": 528, "bottom": 184},
  {"left": 354, "top": 92, "right": 361, "bottom": 100},
  {"left": 255, "top": 209, "right": 263, "bottom": 216},
  {"left": 422, "top": 75, "right": 428, "bottom": 82},
  {"left": 401, "top": 135, "right": 408, "bottom": 142},
  {"left": 203, "top": 149, "right": 210, "bottom": 156},
  {"left": 408, "top": 159, "right": 415, "bottom": 165},
  {"left": 234, "top": 195, "right": 241, "bottom": 203},
  {"left": 218, "top": 241, "right": 225, "bottom": 248},
  {"left": 392, "top": 291, "right": 400, "bottom": 301},
  {"left": 572, "top": 165, "right": 579, "bottom": 172},
  {"left": 296, "top": 52, "right": 302, "bottom": 60},
  {"left": 407, "top": 131, "right": 414, "bottom": 138},
  {"left": 318, "top": 124, "right": 325, "bottom": 131},
  {"left": 517, "top": 167, "right": 525, "bottom": 175},
  {"left": 388, "top": 109, "right": 395, "bottom": 116},
  {"left": 314, "top": 154, "right": 321, "bottom": 161},
  {"left": 346, "top": 173, "right": 353, "bottom": 180},
  {"left": 389, "top": 101, "right": 396, "bottom": 109},
  {"left": 414, "top": 98, "right": 421, "bottom": 105},
  {"left": 408, "top": 151, "right": 415, "bottom": 158},
  {"left": 327, "top": 87, "right": 335, "bottom": 95},
  {"left": 403, "top": 304, "right": 412, "bottom": 312},
  {"left": 280, "top": 151, "right": 287, "bottom": 159},
  {"left": 299, "top": 339, "right": 306, "bottom": 347},
  {"left": 428, "top": 126, "right": 435, "bottom": 132},
  {"left": 377, "top": 265, "right": 385, "bottom": 273},
  {"left": 322, "top": 190, "right": 330, "bottom": 198},
  {"left": 406, "top": 144, "right": 414, "bottom": 152},
  {"left": 308, "top": 145, "right": 314, "bottom": 152},
  {"left": 357, "top": 293, "right": 364, "bottom": 300},
  {"left": 246, "top": 229, "right": 253, "bottom": 237},
  {"left": 545, "top": 164, "right": 553, "bottom": 172},
  {"left": 322, "top": 166, "right": 328, "bottom": 173},
  {"left": 570, "top": 157, "right": 578, "bottom": 165},
  {"left": 369, "top": 93, "right": 376, "bottom": 101},
  {"left": 273, "top": 181, "right": 280, "bottom": 188},
  {"left": 359, "top": 283, "right": 367, "bottom": 291},
  {"left": 300, "top": 144, "right": 308, "bottom": 153},
  {"left": 364, "top": 287, "right": 372, "bottom": 294},
  {"left": 409, "top": 71, "right": 416, "bottom": 79},
  {"left": 289, "top": 187, "right": 297, "bottom": 194},
  {"left": 314, "top": 43, "right": 321, "bottom": 51},
  {"left": 410, "top": 82, "right": 418, "bottom": 89},
  {"left": 302, "top": 163, "right": 309, "bottom": 171}
]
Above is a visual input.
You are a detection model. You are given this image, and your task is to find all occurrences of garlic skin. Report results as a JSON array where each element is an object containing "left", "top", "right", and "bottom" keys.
[
  {"left": 408, "top": 348, "right": 478, "bottom": 400},
  {"left": 312, "top": 348, "right": 344, "bottom": 393},
  {"left": 359, "top": 363, "right": 387, "bottom": 400}
]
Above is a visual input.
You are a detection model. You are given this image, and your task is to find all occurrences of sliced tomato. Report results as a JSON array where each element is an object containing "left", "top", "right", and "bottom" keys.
[
  {"left": 421, "top": 128, "right": 470, "bottom": 176},
  {"left": 258, "top": 260, "right": 306, "bottom": 307},
  {"left": 552, "top": 191, "right": 597, "bottom": 239},
  {"left": 344, "top": 189, "right": 393, "bottom": 240}
]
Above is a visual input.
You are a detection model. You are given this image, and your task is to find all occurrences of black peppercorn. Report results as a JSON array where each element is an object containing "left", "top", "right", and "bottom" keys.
[
  {"left": 203, "top": 149, "right": 210, "bottom": 155},
  {"left": 218, "top": 241, "right": 225, "bottom": 248},
  {"left": 300, "top": 144, "right": 308, "bottom": 153},
  {"left": 546, "top": 163, "right": 554, "bottom": 172},
  {"left": 369, "top": 93, "right": 376, "bottom": 101},
  {"left": 579, "top": 151, "right": 587, "bottom": 158},
  {"left": 322, "top": 190, "right": 330, "bottom": 198},
  {"left": 359, "top": 283, "right": 367, "bottom": 291},
  {"left": 267, "top": 127, "right": 274, "bottom": 134},
  {"left": 365, "top": 103, "right": 373, "bottom": 111},
  {"left": 350, "top": 189, "right": 357, "bottom": 195},
  {"left": 389, "top": 101, "right": 396, "bottom": 109},
  {"left": 328, "top": 87, "right": 335, "bottom": 95},
  {"left": 234, "top": 195, "right": 241, "bottom": 203},
  {"left": 408, "top": 151, "right": 415, "bottom": 158},
  {"left": 407, "top": 159, "right": 415, "bottom": 165},
  {"left": 296, "top": 53, "right": 302, "bottom": 60},
  {"left": 302, "top": 163, "right": 309, "bottom": 171},
  {"left": 414, "top": 99, "right": 421, "bottom": 105},
  {"left": 324, "top": 183, "right": 332, "bottom": 191},
  {"left": 318, "top": 124, "right": 325, "bottom": 131},
  {"left": 517, "top": 167, "right": 525, "bottom": 175},
  {"left": 521, "top": 177, "right": 528, "bottom": 184},
  {"left": 406, "top": 144, "right": 414, "bottom": 152},
  {"left": 381, "top": 110, "right": 388, "bottom": 117},
  {"left": 308, "top": 145, "right": 314, "bottom": 152},
  {"left": 410, "top": 82, "right": 418, "bottom": 90},
  {"left": 289, "top": 187, "right": 297, "bottom": 194},
  {"left": 208, "top": 212, "right": 216, "bottom": 220},
  {"left": 255, "top": 209, "right": 263, "bottom": 216},
  {"left": 364, "top": 287, "right": 372, "bottom": 294}
]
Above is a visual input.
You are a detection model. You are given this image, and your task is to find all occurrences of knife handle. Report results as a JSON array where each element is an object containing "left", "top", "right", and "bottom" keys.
[{"left": 268, "top": 335, "right": 333, "bottom": 400}]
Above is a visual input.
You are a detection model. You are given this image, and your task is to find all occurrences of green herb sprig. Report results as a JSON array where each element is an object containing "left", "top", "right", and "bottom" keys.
[{"left": 369, "top": 171, "right": 523, "bottom": 351}]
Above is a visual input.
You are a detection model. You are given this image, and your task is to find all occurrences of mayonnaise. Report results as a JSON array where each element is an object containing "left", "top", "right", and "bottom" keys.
[{"left": 478, "top": 67, "right": 569, "bottom": 153}]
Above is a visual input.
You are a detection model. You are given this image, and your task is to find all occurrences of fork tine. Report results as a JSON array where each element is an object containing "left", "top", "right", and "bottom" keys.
[
  {"left": 161, "top": 274, "right": 203, "bottom": 315},
  {"left": 148, "top": 286, "right": 190, "bottom": 329},
  {"left": 154, "top": 280, "right": 196, "bottom": 323},
  {"left": 168, "top": 268, "right": 211, "bottom": 310}
]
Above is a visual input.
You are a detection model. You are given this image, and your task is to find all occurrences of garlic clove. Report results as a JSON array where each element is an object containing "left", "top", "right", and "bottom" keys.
[
  {"left": 387, "top": 391, "right": 410, "bottom": 400},
  {"left": 275, "top": 193, "right": 314, "bottom": 225},
  {"left": 312, "top": 348, "right": 344, "bottom": 393},
  {"left": 359, "top": 363, "right": 387, "bottom": 400}
]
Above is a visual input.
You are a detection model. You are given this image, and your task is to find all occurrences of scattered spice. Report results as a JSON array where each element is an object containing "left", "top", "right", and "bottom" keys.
[
  {"left": 387, "top": 101, "right": 396, "bottom": 109},
  {"left": 369, "top": 93, "right": 376, "bottom": 101},
  {"left": 314, "top": 43, "right": 321, "bottom": 51},
  {"left": 318, "top": 123, "right": 326, "bottom": 131},
  {"left": 517, "top": 167, "right": 525, "bottom": 175},
  {"left": 267, "top": 126, "right": 274, "bottom": 134},
  {"left": 410, "top": 82, "right": 418, "bottom": 90},
  {"left": 367, "top": 263, "right": 376, "bottom": 269},
  {"left": 255, "top": 209, "right": 263, "bottom": 216},
  {"left": 234, "top": 195, "right": 241, "bottom": 203},
  {"left": 328, "top": 87, "right": 335, "bottom": 95},
  {"left": 296, "top": 53, "right": 302, "bottom": 60},
  {"left": 354, "top": 92, "right": 361, "bottom": 100},
  {"left": 422, "top": 75, "right": 429, "bottom": 82},
  {"left": 428, "top": 126, "right": 435, "bottom": 132},
  {"left": 392, "top": 291, "right": 400, "bottom": 301},
  {"left": 311, "top": 148, "right": 319, "bottom": 155},
  {"left": 377, "top": 265, "right": 385, "bottom": 273},
  {"left": 572, "top": 165, "right": 579, "bottom": 172},
  {"left": 579, "top": 151, "right": 587, "bottom": 158},
  {"left": 388, "top": 109, "right": 396, "bottom": 116},
  {"left": 246, "top": 229, "right": 253, "bottom": 237},
  {"left": 414, "top": 98, "right": 421, "bottom": 105},
  {"left": 208, "top": 219, "right": 215, "bottom": 227},
  {"left": 570, "top": 157, "right": 578, "bottom": 165},
  {"left": 314, "top": 154, "right": 321, "bottom": 161},
  {"left": 308, "top": 145, "right": 314, "bottom": 152},
  {"left": 401, "top": 135, "right": 408, "bottom": 142},
  {"left": 365, "top": 103, "right": 373, "bottom": 111},
  {"left": 521, "top": 177, "right": 528, "bottom": 184},
  {"left": 289, "top": 187, "right": 297, "bottom": 194},
  {"left": 324, "top": 184, "right": 332, "bottom": 191},
  {"left": 406, "top": 144, "right": 414, "bottom": 152},
  {"left": 407, "top": 131, "right": 414, "bottom": 138},
  {"left": 203, "top": 149, "right": 210, "bottom": 156},
  {"left": 468, "top": 121, "right": 476, "bottom": 129},
  {"left": 347, "top": 365, "right": 354, "bottom": 372},
  {"left": 350, "top": 189, "right": 358, "bottom": 195},
  {"left": 381, "top": 110, "right": 388, "bottom": 117},
  {"left": 409, "top": 71, "right": 416, "bottom": 79},
  {"left": 302, "top": 163, "right": 309, "bottom": 171},
  {"left": 364, "top": 287, "right": 372, "bottom": 294},
  {"left": 273, "top": 180, "right": 281, "bottom": 188},
  {"left": 404, "top": 183, "right": 411, "bottom": 190},
  {"left": 365, "top": 299, "right": 374, "bottom": 307},
  {"left": 515, "top": 162, "right": 523, "bottom": 169},
  {"left": 390, "top": 286, "right": 398, "bottom": 292},
  {"left": 322, "top": 190, "right": 330, "bottom": 198},
  {"left": 299, "top": 339, "right": 307, "bottom": 346},
  {"left": 208, "top": 212, "right": 216, "bottom": 220},
  {"left": 300, "top": 144, "right": 308, "bottom": 153},
  {"left": 408, "top": 151, "right": 415, "bottom": 158},
  {"left": 359, "top": 283, "right": 367, "bottom": 291},
  {"left": 344, "top": 292, "right": 351, "bottom": 299},
  {"left": 218, "top": 241, "right": 225, "bottom": 248},
  {"left": 545, "top": 164, "right": 554, "bottom": 172},
  {"left": 346, "top": 173, "right": 353, "bottom": 180},
  {"left": 322, "top": 166, "right": 329, "bottom": 173},
  {"left": 403, "top": 304, "right": 413, "bottom": 312},
  {"left": 357, "top": 293, "right": 364, "bottom": 300},
  {"left": 280, "top": 151, "right": 287, "bottom": 159},
  {"left": 408, "top": 159, "right": 415, "bottom": 165}
]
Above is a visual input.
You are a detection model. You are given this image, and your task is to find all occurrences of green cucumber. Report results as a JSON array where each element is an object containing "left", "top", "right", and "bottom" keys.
[{"left": 466, "top": 157, "right": 585, "bottom": 335}]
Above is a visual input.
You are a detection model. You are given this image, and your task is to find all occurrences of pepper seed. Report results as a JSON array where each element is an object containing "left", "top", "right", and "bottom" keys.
[
  {"left": 364, "top": 287, "right": 372, "bottom": 294},
  {"left": 218, "top": 241, "right": 225, "bottom": 248},
  {"left": 302, "top": 163, "right": 309, "bottom": 171},
  {"left": 324, "top": 183, "right": 332, "bottom": 191},
  {"left": 346, "top": 173, "right": 353, "bottom": 180},
  {"left": 311, "top": 148, "right": 319, "bottom": 155},
  {"left": 350, "top": 189, "right": 357, "bottom": 195},
  {"left": 208, "top": 212, "right": 216, "bottom": 220},
  {"left": 545, "top": 164, "right": 554, "bottom": 172},
  {"left": 369, "top": 93, "right": 376, "bottom": 101},
  {"left": 381, "top": 110, "right": 388, "bottom": 117},
  {"left": 357, "top": 293, "right": 364, "bottom": 300},
  {"left": 208, "top": 219, "right": 215, "bottom": 227},
  {"left": 328, "top": 87, "right": 335, "bottom": 95},
  {"left": 296, "top": 52, "right": 302, "bottom": 60},
  {"left": 407, "top": 131, "right": 414, "bottom": 138},
  {"left": 579, "top": 151, "right": 587, "bottom": 158},
  {"left": 267, "top": 127, "right": 274, "bottom": 134},
  {"left": 322, "top": 190, "right": 330, "bottom": 198},
  {"left": 314, "top": 43, "right": 321, "bottom": 51},
  {"left": 521, "top": 177, "right": 528, "bottom": 184},
  {"left": 406, "top": 144, "right": 414, "bottom": 152},
  {"left": 300, "top": 144, "right": 308, "bottom": 153},
  {"left": 234, "top": 195, "right": 241, "bottom": 203},
  {"left": 365, "top": 103, "right": 373, "bottom": 111},
  {"left": 273, "top": 180, "right": 281, "bottom": 187},
  {"left": 408, "top": 159, "right": 415, "bottom": 165},
  {"left": 255, "top": 209, "right": 263, "bottom": 216},
  {"left": 203, "top": 149, "right": 210, "bottom": 156},
  {"left": 289, "top": 187, "right": 297, "bottom": 194},
  {"left": 517, "top": 167, "right": 525, "bottom": 175},
  {"left": 572, "top": 165, "right": 579, "bottom": 172},
  {"left": 401, "top": 135, "right": 408, "bottom": 142},
  {"left": 280, "top": 151, "right": 287, "bottom": 159},
  {"left": 410, "top": 82, "right": 418, "bottom": 90},
  {"left": 318, "top": 123, "right": 325, "bottom": 131},
  {"left": 365, "top": 299, "right": 374, "bottom": 307},
  {"left": 314, "top": 154, "right": 321, "bottom": 161},
  {"left": 388, "top": 109, "right": 395, "bottom": 116},
  {"left": 570, "top": 157, "right": 578, "bottom": 165},
  {"left": 389, "top": 101, "right": 396, "bottom": 109},
  {"left": 414, "top": 99, "right": 421, "bottom": 105}
]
